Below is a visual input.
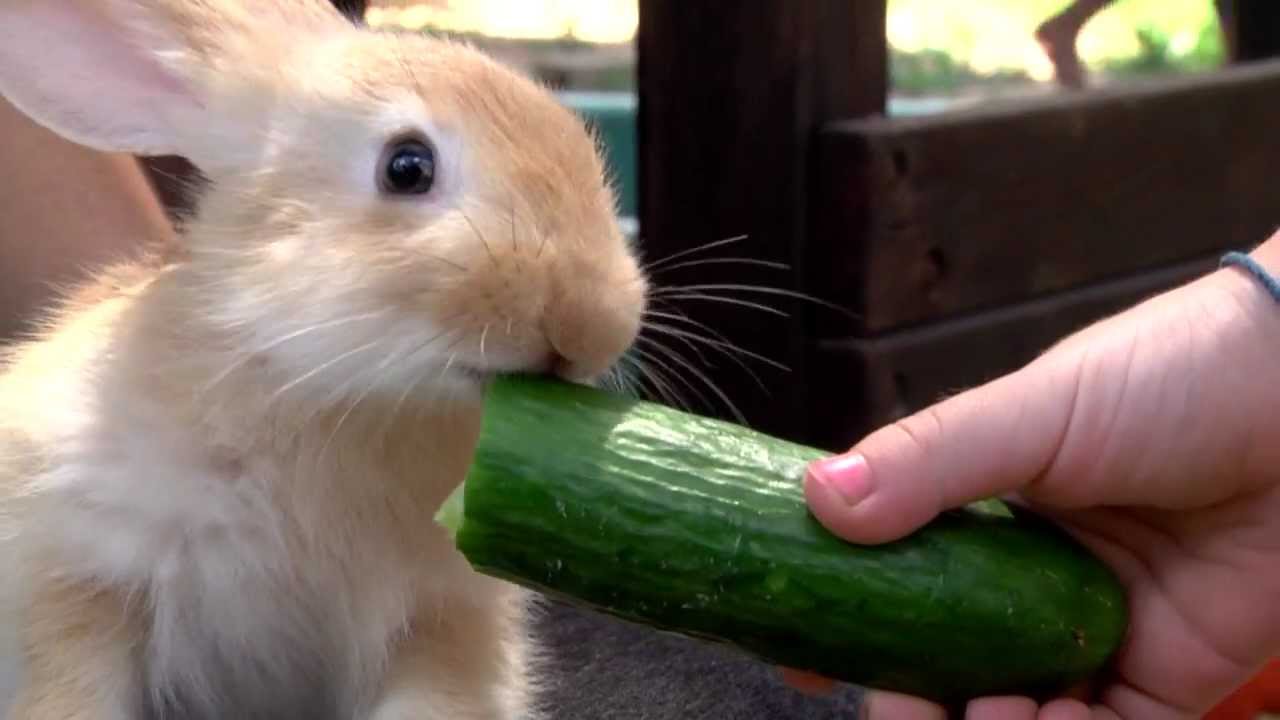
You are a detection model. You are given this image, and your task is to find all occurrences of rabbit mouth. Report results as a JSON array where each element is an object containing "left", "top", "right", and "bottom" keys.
[{"left": 448, "top": 363, "right": 493, "bottom": 384}]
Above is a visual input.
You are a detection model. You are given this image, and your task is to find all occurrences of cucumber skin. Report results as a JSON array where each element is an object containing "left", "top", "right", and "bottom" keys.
[{"left": 450, "top": 375, "right": 1128, "bottom": 705}]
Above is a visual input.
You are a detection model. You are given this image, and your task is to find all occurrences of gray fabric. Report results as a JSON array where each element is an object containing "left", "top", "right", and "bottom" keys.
[{"left": 533, "top": 599, "right": 863, "bottom": 719}]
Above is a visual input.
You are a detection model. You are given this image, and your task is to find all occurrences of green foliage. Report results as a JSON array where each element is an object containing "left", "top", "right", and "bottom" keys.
[
  {"left": 891, "top": 48, "right": 1030, "bottom": 95},
  {"left": 1099, "top": 22, "right": 1225, "bottom": 77},
  {"left": 887, "top": 0, "right": 1227, "bottom": 94}
]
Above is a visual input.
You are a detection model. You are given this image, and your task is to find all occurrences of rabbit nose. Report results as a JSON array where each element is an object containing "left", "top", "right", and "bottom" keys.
[
  {"left": 550, "top": 356, "right": 605, "bottom": 385},
  {"left": 524, "top": 350, "right": 579, "bottom": 383},
  {"left": 545, "top": 346, "right": 594, "bottom": 384},
  {"left": 545, "top": 298, "right": 641, "bottom": 384},
  {"left": 548, "top": 353, "right": 578, "bottom": 382}
]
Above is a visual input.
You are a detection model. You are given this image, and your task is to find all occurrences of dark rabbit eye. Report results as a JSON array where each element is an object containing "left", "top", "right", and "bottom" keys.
[{"left": 379, "top": 138, "right": 436, "bottom": 195}]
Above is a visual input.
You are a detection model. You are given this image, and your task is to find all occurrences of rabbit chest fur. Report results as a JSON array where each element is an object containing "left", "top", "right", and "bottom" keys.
[{"left": 0, "top": 267, "right": 535, "bottom": 720}]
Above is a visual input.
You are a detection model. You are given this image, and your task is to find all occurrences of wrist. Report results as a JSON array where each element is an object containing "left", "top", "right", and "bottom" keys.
[
  {"left": 1252, "top": 227, "right": 1280, "bottom": 260},
  {"left": 1249, "top": 230, "right": 1280, "bottom": 279},
  {"left": 1204, "top": 229, "right": 1280, "bottom": 479},
  {"left": 1215, "top": 228, "right": 1280, "bottom": 318}
]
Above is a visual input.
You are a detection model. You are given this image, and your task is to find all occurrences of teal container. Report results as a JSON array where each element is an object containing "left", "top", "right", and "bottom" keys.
[
  {"left": 554, "top": 91, "right": 933, "bottom": 241},
  {"left": 558, "top": 91, "right": 638, "bottom": 222}
]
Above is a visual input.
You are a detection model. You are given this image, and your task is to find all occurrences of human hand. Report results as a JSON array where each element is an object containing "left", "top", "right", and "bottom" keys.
[{"left": 790, "top": 235, "right": 1280, "bottom": 719}]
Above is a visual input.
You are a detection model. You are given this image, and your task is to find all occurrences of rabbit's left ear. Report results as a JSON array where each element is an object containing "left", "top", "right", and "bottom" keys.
[{"left": 0, "top": 0, "right": 348, "bottom": 158}]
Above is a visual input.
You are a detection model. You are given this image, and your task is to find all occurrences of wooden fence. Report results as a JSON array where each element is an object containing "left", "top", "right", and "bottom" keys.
[{"left": 636, "top": 1, "right": 1280, "bottom": 450}]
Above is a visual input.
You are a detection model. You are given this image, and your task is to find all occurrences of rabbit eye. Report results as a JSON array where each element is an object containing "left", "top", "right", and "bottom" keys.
[{"left": 379, "top": 138, "right": 436, "bottom": 195}]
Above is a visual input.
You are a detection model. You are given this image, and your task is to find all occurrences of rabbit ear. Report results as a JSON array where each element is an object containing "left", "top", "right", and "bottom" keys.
[
  {"left": 0, "top": 0, "right": 203, "bottom": 156},
  {"left": 0, "top": 0, "right": 348, "bottom": 158}
]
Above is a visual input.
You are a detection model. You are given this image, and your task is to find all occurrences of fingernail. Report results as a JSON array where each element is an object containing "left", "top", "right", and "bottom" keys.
[{"left": 809, "top": 453, "right": 873, "bottom": 506}]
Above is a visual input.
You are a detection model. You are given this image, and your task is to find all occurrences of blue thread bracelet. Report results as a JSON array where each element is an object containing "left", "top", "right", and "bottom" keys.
[{"left": 1220, "top": 250, "right": 1280, "bottom": 304}]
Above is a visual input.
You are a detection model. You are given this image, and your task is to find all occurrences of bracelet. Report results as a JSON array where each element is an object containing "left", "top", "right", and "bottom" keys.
[{"left": 1220, "top": 250, "right": 1280, "bottom": 304}]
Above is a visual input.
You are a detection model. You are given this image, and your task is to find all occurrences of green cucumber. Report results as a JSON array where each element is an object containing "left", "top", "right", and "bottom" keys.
[{"left": 435, "top": 374, "right": 1127, "bottom": 705}]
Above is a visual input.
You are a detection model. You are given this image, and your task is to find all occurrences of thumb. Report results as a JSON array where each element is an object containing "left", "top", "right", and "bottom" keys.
[{"left": 804, "top": 354, "right": 1079, "bottom": 545}]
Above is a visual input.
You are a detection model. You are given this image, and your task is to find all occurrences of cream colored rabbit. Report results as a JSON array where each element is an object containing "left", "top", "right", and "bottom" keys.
[{"left": 0, "top": 1, "right": 647, "bottom": 718}]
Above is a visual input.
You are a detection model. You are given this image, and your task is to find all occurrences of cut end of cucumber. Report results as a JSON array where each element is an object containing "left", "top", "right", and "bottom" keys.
[{"left": 434, "top": 482, "right": 466, "bottom": 538}]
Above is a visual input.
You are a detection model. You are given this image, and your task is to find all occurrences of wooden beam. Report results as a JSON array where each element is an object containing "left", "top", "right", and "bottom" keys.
[
  {"left": 636, "top": 0, "right": 887, "bottom": 440},
  {"left": 809, "top": 58, "right": 1280, "bottom": 336},
  {"left": 805, "top": 253, "right": 1218, "bottom": 450}
]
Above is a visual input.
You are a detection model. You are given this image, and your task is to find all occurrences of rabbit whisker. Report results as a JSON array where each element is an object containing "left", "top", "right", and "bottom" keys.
[
  {"left": 438, "top": 350, "right": 461, "bottom": 384},
  {"left": 629, "top": 354, "right": 688, "bottom": 411},
  {"left": 427, "top": 255, "right": 468, "bottom": 273},
  {"left": 596, "top": 360, "right": 627, "bottom": 396},
  {"left": 651, "top": 292, "right": 789, "bottom": 318},
  {"left": 509, "top": 202, "right": 518, "bottom": 255},
  {"left": 536, "top": 229, "right": 550, "bottom": 260},
  {"left": 479, "top": 323, "right": 491, "bottom": 363},
  {"left": 627, "top": 345, "right": 699, "bottom": 414},
  {"left": 387, "top": 332, "right": 459, "bottom": 426},
  {"left": 643, "top": 308, "right": 778, "bottom": 367},
  {"left": 642, "top": 318, "right": 788, "bottom": 374},
  {"left": 459, "top": 207, "right": 498, "bottom": 268},
  {"left": 650, "top": 256, "right": 789, "bottom": 275},
  {"left": 316, "top": 347, "right": 401, "bottom": 462},
  {"left": 641, "top": 320, "right": 710, "bottom": 368},
  {"left": 652, "top": 283, "right": 854, "bottom": 318},
  {"left": 637, "top": 337, "right": 745, "bottom": 424},
  {"left": 642, "top": 234, "right": 748, "bottom": 273},
  {"left": 437, "top": 332, "right": 470, "bottom": 378},
  {"left": 619, "top": 358, "right": 650, "bottom": 399},
  {"left": 641, "top": 322, "right": 771, "bottom": 395},
  {"left": 393, "top": 37, "right": 426, "bottom": 98},
  {"left": 376, "top": 327, "right": 463, "bottom": 431},
  {"left": 202, "top": 311, "right": 387, "bottom": 395},
  {"left": 270, "top": 340, "right": 380, "bottom": 402}
]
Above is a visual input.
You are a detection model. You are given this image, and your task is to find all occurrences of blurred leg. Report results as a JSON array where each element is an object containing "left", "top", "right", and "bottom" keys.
[
  {"left": 1036, "top": 0, "right": 1117, "bottom": 89},
  {"left": 1215, "top": 0, "right": 1238, "bottom": 60}
]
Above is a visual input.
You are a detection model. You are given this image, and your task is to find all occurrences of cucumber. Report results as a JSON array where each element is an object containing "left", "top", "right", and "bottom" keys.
[{"left": 435, "top": 374, "right": 1128, "bottom": 705}]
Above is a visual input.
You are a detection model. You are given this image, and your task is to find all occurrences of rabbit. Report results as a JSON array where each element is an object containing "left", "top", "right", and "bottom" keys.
[{"left": 0, "top": 0, "right": 648, "bottom": 718}]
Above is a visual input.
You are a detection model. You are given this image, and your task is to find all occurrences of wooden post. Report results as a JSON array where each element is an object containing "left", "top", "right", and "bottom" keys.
[
  {"left": 1231, "top": 0, "right": 1280, "bottom": 61},
  {"left": 635, "top": 1, "right": 887, "bottom": 443},
  {"left": 804, "top": 60, "right": 1280, "bottom": 448}
]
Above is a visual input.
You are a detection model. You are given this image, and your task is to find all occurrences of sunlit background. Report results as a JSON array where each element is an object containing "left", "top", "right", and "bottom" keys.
[
  {"left": 362, "top": 0, "right": 1231, "bottom": 225},
  {"left": 365, "top": 0, "right": 1226, "bottom": 99},
  {"left": 367, "top": 0, "right": 638, "bottom": 43}
]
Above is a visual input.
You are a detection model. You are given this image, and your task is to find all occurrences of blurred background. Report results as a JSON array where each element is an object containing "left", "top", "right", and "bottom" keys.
[
  {"left": 358, "top": 0, "right": 1232, "bottom": 224},
  {"left": 363, "top": 0, "right": 1227, "bottom": 95}
]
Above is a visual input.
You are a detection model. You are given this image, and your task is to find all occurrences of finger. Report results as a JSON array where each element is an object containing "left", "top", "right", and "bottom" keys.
[
  {"left": 804, "top": 356, "right": 1079, "bottom": 544},
  {"left": 1098, "top": 684, "right": 1199, "bottom": 720},
  {"left": 861, "top": 689, "right": 948, "bottom": 720},
  {"left": 778, "top": 667, "right": 835, "bottom": 696},
  {"left": 965, "top": 696, "right": 1038, "bottom": 720},
  {"left": 1036, "top": 699, "right": 1091, "bottom": 720}
]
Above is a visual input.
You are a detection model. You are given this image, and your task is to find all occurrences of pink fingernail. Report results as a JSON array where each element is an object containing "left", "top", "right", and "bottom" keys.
[{"left": 809, "top": 453, "right": 873, "bottom": 506}]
